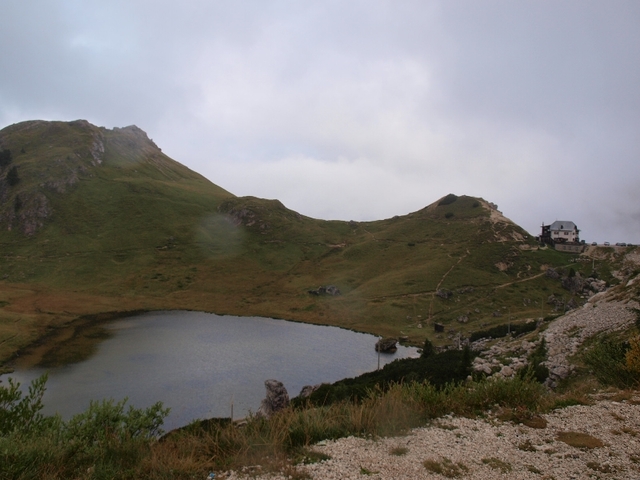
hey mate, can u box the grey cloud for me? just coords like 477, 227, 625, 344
1, 1, 638, 243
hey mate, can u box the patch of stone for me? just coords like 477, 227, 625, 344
308, 285, 341, 296
542, 300, 638, 387
471, 336, 540, 378
471, 298, 638, 384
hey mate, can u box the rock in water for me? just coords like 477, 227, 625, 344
375, 337, 398, 353
256, 379, 290, 418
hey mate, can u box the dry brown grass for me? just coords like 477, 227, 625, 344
423, 457, 468, 478
556, 431, 604, 449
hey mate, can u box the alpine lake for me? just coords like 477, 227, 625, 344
1, 311, 418, 431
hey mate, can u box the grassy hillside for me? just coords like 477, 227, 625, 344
0, 120, 616, 363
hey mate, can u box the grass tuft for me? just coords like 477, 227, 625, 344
556, 431, 604, 449
423, 457, 468, 478
390, 446, 409, 456
482, 457, 512, 473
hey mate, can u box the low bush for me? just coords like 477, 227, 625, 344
0, 148, 11, 167
0, 373, 50, 436
296, 348, 475, 407
519, 339, 549, 383
625, 336, 640, 376
1, 374, 169, 479
470, 321, 537, 342
438, 194, 458, 206
582, 338, 638, 388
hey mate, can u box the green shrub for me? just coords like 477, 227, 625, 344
64, 397, 169, 444
519, 339, 549, 383
6, 165, 20, 186
0, 374, 51, 436
421, 338, 435, 358
470, 321, 537, 342
1, 375, 169, 479
583, 339, 637, 388
632, 308, 640, 331
0, 148, 11, 167
438, 194, 458, 206
297, 349, 475, 407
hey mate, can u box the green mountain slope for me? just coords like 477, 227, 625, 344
0, 120, 611, 362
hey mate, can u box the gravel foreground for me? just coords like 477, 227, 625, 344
224, 397, 640, 479
221, 299, 640, 479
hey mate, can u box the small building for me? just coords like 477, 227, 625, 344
540, 221, 584, 253
548, 221, 580, 243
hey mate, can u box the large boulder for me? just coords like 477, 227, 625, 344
256, 379, 290, 418
562, 274, 585, 294
308, 285, 341, 296
375, 337, 398, 353
436, 289, 453, 299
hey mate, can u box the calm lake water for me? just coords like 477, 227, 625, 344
2, 311, 418, 430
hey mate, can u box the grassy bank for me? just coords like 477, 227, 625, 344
1, 375, 548, 480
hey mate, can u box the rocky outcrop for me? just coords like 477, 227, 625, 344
308, 285, 341, 296
256, 380, 290, 418
298, 384, 323, 399
0, 120, 106, 235
471, 338, 539, 378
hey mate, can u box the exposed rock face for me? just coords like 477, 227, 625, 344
256, 380, 290, 418
375, 337, 398, 353
0, 120, 106, 235
298, 384, 323, 398
308, 285, 341, 296
0, 119, 179, 236
217, 198, 300, 234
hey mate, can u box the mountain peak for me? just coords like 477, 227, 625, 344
0, 119, 229, 236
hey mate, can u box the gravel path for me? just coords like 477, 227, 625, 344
224, 398, 640, 479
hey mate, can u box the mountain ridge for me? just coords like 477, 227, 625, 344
0, 119, 630, 365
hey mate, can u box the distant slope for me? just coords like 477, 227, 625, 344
0, 120, 235, 289
0, 120, 611, 363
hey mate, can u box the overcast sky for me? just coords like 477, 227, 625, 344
1, 1, 639, 243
